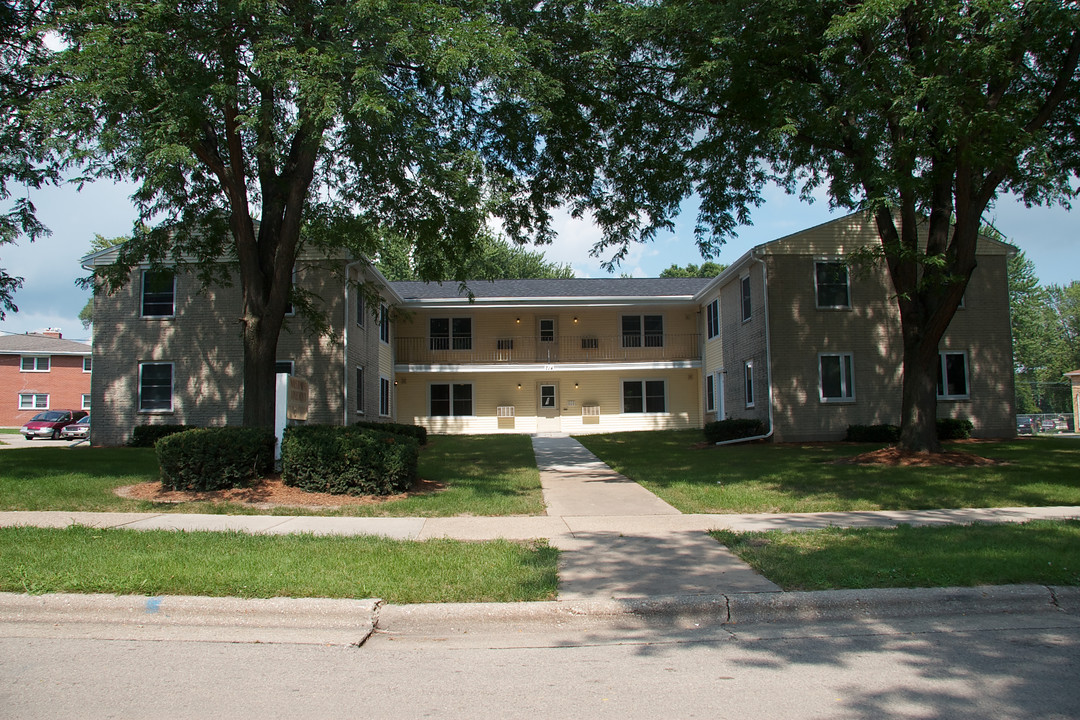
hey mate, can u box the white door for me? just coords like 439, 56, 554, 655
536, 382, 561, 433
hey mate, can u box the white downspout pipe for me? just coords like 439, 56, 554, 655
716, 251, 775, 446
343, 260, 364, 425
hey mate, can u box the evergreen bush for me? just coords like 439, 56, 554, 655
131, 424, 198, 448
156, 427, 275, 491
282, 425, 419, 495
703, 418, 768, 443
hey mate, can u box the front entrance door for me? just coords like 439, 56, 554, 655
536, 382, 561, 433
538, 318, 557, 361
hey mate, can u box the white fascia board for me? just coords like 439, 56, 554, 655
399, 295, 699, 310
692, 245, 767, 302
395, 360, 701, 374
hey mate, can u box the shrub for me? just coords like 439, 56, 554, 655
353, 420, 428, 446
282, 425, 419, 495
704, 418, 768, 443
131, 424, 198, 448
845, 424, 901, 442
937, 417, 974, 440
156, 427, 276, 491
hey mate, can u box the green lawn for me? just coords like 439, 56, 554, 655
0, 434, 545, 516
713, 520, 1080, 590
577, 431, 1080, 513
0, 525, 557, 603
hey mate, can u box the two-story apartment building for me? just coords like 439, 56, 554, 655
0, 331, 92, 427
83, 212, 1016, 445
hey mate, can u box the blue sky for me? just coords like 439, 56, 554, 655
0, 177, 1075, 344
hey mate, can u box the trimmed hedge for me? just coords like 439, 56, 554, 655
156, 427, 276, 491
845, 424, 901, 442
353, 420, 428, 446
704, 418, 768, 443
937, 417, 974, 440
282, 425, 419, 496
131, 424, 198, 448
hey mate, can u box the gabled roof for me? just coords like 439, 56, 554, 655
392, 278, 710, 306
0, 334, 91, 355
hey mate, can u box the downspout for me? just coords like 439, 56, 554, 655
343, 260, 364, 426
716, 250, 775, 446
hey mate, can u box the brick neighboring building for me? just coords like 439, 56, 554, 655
0, 330, 92, 427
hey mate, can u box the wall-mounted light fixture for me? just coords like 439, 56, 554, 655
517, 383, 522, 390
573, 317, 578, 323
574, 383, 579, 389
516, 318, 520, 324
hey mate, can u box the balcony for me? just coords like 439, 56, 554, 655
395, 333, 701, 366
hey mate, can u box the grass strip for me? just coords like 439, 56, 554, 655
712, 520, 1080, 591
578, 431, 1080, 513
0, 434, 545, 517
0, 525, 558, 603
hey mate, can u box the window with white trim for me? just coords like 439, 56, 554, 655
706, 299, 720, 339
621, 314, 664, 348
705, 373, 716, 413
356, 292, 365, 327
141, 270, 175, 317
622, 379, 666, 413
744, 360, 755, 408
740, 275, 752, 322
20, 356, 50, 372
355, 366, 365, 414
815, 260, 851, 309
19, 393, 48, 410
430, 382, 474, 417
539, 318, 555, 343
379, 376, 391, 416
139, 362, 174, 412
937, 352, 969, 399
83, 356, 92, 373
429, 317, 472, 350
82, 394, 92, 410
819, 353, 855, 402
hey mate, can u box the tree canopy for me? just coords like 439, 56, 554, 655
377, 231, 574, 282
563, 0, 1080, 451
658, 262, 725, 278
44, 0, 587, 427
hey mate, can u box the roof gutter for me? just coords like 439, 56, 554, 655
716, 249, 775, 446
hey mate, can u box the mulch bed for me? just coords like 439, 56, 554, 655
115, 475, 446, 510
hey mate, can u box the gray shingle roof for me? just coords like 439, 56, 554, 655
391, 277, 711, 301
0, 334, 91, 355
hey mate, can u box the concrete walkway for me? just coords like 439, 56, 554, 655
2, 434, 1080, 603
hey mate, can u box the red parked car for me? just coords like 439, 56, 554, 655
21, 410, 89, 440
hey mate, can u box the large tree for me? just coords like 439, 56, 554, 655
563, 0, 1080, 452
0, 0, 60, 318
46, 0, 576, 428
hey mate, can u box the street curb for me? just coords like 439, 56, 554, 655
0, 592, 380, 646
377, 584, 1078, 631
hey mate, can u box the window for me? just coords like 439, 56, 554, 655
283, 268, 296, 316
744, 361, 754, 408
83, 356, 92, 373
539, 318, 555, 343
429, 317, 472, 350
356, 292, 365, 327
622, 315, 664, 348
379, 305, 390, 344
937, 352, 969, 399
139, 362, 174, 412
622, 379, 666, 414
706, 299, 720, 340
819, 353, 855, 402
141, 270, 175, 317
20, 356, 50, 372
540, 384, 556, 409
355, 367, 364, 414
82, 394, 92, 410
275, 360, 293, 375
382, 377, 392, 415
741, 275, 752, 322
815, 261, 851, 309
430, 382, 473, 417
705, 374, 716, 413
19, 393, 48, 410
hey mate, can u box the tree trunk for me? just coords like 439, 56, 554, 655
241, 310, 281, 430
897, 323, 942, 453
